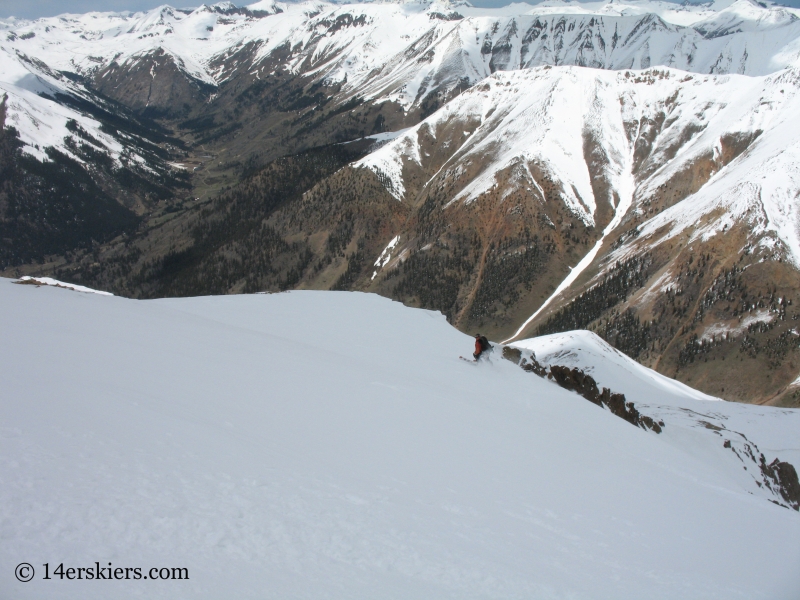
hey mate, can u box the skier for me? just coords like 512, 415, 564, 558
473, 334, 491, 361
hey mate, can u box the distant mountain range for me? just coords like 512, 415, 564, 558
1, 0, 799, 406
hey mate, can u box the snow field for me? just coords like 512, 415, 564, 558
514, 329, 800, 507
1, 278, 798, 599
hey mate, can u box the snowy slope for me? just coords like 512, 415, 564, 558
0, 37, 175, 168
1, 277, 798, 599
0, 43, 129, 162
513, 329, 800, 508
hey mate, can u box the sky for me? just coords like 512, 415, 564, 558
1, 0, 800, 20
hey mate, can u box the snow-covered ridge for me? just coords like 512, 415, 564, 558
3, 0, 800, 96
1, 278, 798, 598
2, 0, 800, 162
512, 329, 800, 508
513, 329, 720, 404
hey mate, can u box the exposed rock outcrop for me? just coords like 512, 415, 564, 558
501, 346, 663, 433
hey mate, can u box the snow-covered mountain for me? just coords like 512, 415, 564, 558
355, 68, 800, 253
2, 276, 798, 599
326, 63, 800, 402
1, 0, 798, 175
2, 0, 800, 406
6, 0, 800, 85
3, 0, 800, 156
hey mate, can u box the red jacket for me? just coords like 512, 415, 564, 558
475, 339, 482, 355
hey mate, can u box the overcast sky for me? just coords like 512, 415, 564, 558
2, 0, 800, 21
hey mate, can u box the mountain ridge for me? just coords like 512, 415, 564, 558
1, 0, 799, 406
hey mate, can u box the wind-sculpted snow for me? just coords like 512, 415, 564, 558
1, 279, 799, 598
